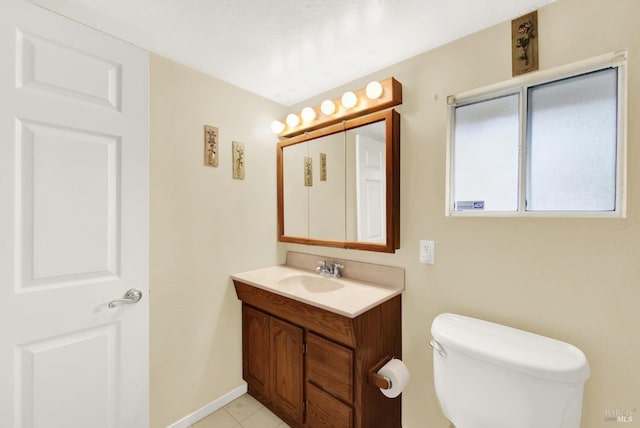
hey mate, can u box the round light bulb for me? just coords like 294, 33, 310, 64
301, 107, 316, 123
341, 91, 358, 108
320, 100, 336, 115
366, 81, 383, 99
286, 113, 300, 127
271, 120, 285, 134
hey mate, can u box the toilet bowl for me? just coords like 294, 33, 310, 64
430, 313, 589, 428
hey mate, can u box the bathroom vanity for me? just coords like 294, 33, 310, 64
232, 253, 404, 428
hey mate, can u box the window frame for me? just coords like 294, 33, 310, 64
445, 51, 627, 218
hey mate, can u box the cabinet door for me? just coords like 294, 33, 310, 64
242, 305, 270, 401
270, 317, 304, 425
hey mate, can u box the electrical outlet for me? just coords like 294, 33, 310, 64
419, 240, 435, 264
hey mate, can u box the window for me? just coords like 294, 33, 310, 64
448, 53, 625, 217
453, 94, 519, 212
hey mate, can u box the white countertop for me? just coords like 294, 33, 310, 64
231, 265, 403, 318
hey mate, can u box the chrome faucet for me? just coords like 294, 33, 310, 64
316, 260, 344, 278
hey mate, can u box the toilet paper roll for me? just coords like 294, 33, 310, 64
377, 358, 410, 398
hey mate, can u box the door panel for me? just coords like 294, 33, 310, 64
0, 1, 149, 427
17, 324, 117, 428
19, 120, 120, 287
17, 29, 122, 110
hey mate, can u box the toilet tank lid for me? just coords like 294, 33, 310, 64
431, 313, 590, 383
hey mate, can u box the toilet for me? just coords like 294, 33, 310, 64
430, 313, 590, 428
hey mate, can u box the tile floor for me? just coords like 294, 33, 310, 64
190, 394, 290, 428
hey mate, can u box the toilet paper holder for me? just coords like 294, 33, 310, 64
368, 355, 393, 390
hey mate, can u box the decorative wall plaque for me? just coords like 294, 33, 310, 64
512, 11, 538, 76
320, 153, 327, 181
304, 156, 313, 187
232, 141, 245, 179
204, 125, 219, 167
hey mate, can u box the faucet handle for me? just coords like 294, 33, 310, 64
332, 262, 344, 277
316, 261, 327, 272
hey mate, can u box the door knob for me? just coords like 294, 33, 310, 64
108, 288, 143, 308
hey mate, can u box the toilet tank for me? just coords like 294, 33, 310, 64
430, 313, 590, 428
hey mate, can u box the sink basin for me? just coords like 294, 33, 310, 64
278, 275, 344, 293
232, 264, 404, 317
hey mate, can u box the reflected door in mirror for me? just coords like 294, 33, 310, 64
356, 134, 386, 243
344, 121, 386, 243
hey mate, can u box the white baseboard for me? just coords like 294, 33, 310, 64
167, 382, 248, 428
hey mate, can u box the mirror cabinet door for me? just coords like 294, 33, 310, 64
308, 133, 346, 241
278, 109, 399, 253
282, 142, 309, 237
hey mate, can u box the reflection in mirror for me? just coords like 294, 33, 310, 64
345, 121, 386, 243
282, 142, 308, 237
282, 133, 347, 240
308, 133, 346, 241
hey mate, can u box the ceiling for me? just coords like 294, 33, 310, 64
30, 0, 556, 106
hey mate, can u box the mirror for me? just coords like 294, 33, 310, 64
277, 109, 400, 253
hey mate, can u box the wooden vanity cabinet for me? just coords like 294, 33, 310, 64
235, 280, 402, 428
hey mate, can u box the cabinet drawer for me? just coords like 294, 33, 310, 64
307, 382, 353, 428
306, 332, 353, 403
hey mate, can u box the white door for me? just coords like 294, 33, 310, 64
356, 134, 386, 243
0, 1, 149, 427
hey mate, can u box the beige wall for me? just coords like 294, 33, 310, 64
149, 55, 285, 427
285, 0, 640, 426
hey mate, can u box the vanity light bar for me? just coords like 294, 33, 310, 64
273, 77, 402, 138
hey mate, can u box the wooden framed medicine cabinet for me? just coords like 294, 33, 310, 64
277, 108, 400, 253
